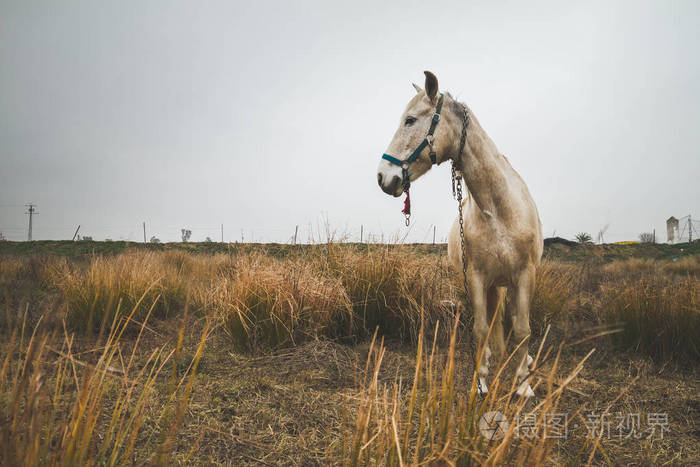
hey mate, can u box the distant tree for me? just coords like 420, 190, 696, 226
639, 232, 655, 243
105, 238, 113, 242
81, 236, 93, 242
205, 236, 213, 242
575, 232, 593, 244
150, 236, 161, 243
0, 231, 5, 241
181, 229, 192, 242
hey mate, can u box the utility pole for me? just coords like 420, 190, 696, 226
433, 225, 436, 245
72, 225, 81, 241
689, 215, 693, 243
25, 203, 37, 241
653, 229, 656, 244
293, 225, 298, 245
221, 224, 224, 243
143, 222, 146, 243
360, 225, 363, 243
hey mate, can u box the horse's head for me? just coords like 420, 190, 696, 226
377, 71, 458, 197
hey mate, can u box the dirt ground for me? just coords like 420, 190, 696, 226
156, 319, 699, 466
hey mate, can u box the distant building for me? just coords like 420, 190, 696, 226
666, 216, 679, 244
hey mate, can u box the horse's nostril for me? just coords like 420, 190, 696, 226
389, 175, 401, 191
377, 173, 383, 186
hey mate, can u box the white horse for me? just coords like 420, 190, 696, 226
377, 71, 543, 397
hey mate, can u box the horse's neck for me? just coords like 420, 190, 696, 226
458, 116, 515, 218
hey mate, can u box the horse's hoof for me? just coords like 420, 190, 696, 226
516, 381, 535, 398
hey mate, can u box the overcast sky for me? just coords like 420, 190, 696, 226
1, 0, 698, 243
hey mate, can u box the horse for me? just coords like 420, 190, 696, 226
376, 71, 543, 397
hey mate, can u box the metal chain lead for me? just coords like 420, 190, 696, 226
402, 166, 411, 226
452, 104, 484, 397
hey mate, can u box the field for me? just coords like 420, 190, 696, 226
0, 240, 699, 465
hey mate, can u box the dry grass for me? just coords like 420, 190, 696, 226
530, 261, 576, 338
0, 245, 698, 464
33, 246, 457, 350
602, 258, 658, 278
5, 247, 699, 360
601, 274, 700, 363
213, 254, 352, 351
43, 252, 189, 333
0, 297, 208, 465
663, 254, 700, 276
0, 257, 27, 285
325, 244, 455, 343
345, 320, 603, 466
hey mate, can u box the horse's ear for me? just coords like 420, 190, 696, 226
424, 71, 438, 101
412, 83, 423, 94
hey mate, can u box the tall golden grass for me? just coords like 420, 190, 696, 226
345, 321, 598, 466
601, 274, 699, 363
23, 247, 456, 349
325, 244, 455, 342
529, 261, 576, 338
0, 296, 208, 465
3, 247, 698, 360
1, 246, 699, 463
662, 254, 700, 276
213, 254, 352, 351
43, 252, 188, 333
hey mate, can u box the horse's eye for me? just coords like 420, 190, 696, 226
404, 116, 417, 126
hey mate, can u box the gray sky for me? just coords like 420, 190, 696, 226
1, 0, 698, 243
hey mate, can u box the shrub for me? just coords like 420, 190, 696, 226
575, 232, 593, 244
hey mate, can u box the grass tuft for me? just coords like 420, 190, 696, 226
345, 317, 599, 466
44, 252, 188, 333
216, 254, 352, 351
0, 298, 208, 465
601, 274, 700, 363
530, 261, 576, 337
326, 244, 454, 342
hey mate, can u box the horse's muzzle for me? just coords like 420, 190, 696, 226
378, 173, 402, 197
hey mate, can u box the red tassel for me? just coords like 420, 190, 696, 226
402, 190, 411, 216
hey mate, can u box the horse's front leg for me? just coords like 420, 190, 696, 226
509, 266, 536, 398
468, 274, 490, 395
